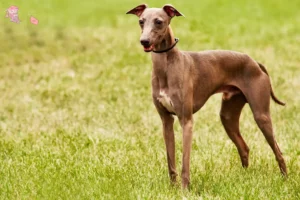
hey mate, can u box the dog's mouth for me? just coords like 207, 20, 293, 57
143, 44, 154, 52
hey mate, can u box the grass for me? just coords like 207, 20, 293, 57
0, 0, 299, 199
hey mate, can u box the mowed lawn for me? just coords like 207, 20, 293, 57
0, 0, 299, 199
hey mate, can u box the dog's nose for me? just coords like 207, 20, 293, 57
140, 40, 150, 46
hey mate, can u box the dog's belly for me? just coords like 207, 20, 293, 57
157, 90, 175, 113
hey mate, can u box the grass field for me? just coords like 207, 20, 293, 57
0, 0, 299, 199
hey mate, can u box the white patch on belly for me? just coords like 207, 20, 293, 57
157, 90, 175, 113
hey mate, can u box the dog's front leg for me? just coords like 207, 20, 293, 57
161, 114, 177, 183
179, 115, 193, 189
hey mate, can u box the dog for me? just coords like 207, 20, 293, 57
126, 4, 287, 189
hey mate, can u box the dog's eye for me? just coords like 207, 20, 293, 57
139, 20, 144, 26
155, 19, 162, 25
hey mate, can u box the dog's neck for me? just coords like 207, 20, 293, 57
151, 26, 180, 89
153, 26, 179, 54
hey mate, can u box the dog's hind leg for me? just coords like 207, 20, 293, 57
220, 93, 250, 167
245, 74, 287, 175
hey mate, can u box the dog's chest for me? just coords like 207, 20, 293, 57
157, 90, 175, 113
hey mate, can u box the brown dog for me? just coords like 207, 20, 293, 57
126, 4, 287, 189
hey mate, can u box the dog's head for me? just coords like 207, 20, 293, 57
126, 4, 184, 52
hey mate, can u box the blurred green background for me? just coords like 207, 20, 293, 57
0, 0, 299, 199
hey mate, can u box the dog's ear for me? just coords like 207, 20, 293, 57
126, 4, 148, 17
163, 4, 184, 18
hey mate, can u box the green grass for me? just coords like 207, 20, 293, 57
0, 0, 300, 199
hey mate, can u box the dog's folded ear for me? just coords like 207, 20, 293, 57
163, 4, 185, 18
126, 4, 148, 17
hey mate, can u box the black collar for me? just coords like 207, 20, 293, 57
152, 38, 179, 53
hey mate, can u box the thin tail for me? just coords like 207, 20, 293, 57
257, 62, 285, 106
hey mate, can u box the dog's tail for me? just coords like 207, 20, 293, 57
257, 62, 285, 106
